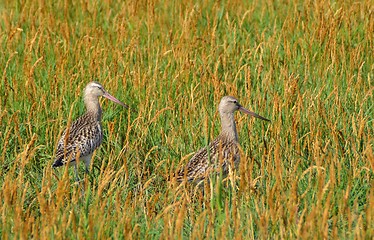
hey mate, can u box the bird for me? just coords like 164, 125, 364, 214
176, 96, 270, 184
52, 81, 128, 182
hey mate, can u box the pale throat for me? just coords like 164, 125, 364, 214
84, 94, 102, 120
220, 112, 238, 141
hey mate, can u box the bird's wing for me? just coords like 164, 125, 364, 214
177, 139, 219, 182
53, 116, 102, 167
177, 136, 238, 182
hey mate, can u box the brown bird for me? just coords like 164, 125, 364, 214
177, 96, 270, 183
52, 81, 128, 181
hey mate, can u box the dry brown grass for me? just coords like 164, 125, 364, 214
0, 0, 373, 239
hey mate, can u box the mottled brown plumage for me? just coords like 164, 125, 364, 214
53, 111, 103, 169
52, 82, 128, 181
177, 96, 270, 183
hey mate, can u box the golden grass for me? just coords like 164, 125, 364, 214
0, 0, 373, 239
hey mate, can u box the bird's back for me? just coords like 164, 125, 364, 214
177, 134, 239, 182
53, 113, 103, 167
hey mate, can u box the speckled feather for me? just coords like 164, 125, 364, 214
52, 81, 128, 184
53, 112, 103, 167
176, 96, 269, 184
177, 133, 239, 182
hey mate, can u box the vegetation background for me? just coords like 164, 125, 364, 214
0, 0, 373, 239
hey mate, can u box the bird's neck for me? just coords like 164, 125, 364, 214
84, 95, 102, 120
220, 112, 238, 141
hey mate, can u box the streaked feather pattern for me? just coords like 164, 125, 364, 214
177, 133, 239, 182
52, 82, 128, 184
53, 112, 103, 167
176, 96, 269, 184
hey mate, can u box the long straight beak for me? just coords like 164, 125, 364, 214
239, 106, 270, 121
103, 92, 129, 108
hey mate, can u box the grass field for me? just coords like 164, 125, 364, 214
1, 0, 373, 239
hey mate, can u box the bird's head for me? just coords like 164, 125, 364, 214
219, 96, 270, 121
84, 81, 128, 108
